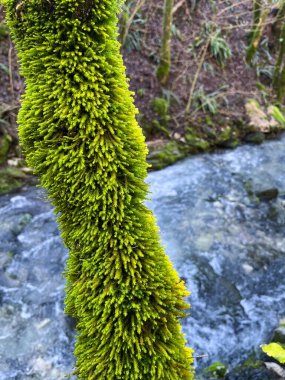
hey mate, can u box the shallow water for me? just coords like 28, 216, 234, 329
1, 136, 285, 378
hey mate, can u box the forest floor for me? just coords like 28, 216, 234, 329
0, 0, 285, 194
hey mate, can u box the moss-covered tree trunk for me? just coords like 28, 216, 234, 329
156, 0, 174, 85
273, 4, 285, 101
2, 0, 194, 378
246, 0, 269, 64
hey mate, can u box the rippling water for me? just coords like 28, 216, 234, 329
1, 136, 285, 379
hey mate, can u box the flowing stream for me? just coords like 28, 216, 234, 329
1, 136, 285, 379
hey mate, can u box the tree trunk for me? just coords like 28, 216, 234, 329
246, 0, 269, 64
2, 0, 194, 378
273, 3, 285, 101
156, 0, 174, 85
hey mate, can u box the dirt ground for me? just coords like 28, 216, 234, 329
0, 0, 284, 182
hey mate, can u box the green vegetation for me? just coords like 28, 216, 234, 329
0, 130, 11, 164
246, 0, 269, 64
209, 30, 231, 66
2, 0, 194, 378
273, 19, 285, 101
119, 0, 145, 52
261, 342, 285, 363
0, 21, 8, 40
192, 87, 219, 115
147, 140, 185, 170
203, 362, 228, 379
0, 166, 31, 194
1, 0, 285, 176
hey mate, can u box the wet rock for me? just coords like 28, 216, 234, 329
0, 167, 35, 195
226, 364, 277, 380
204, 361, 228, 378
226, 353, 277, 380
35, 318, 51, 330
242, 263, 254, 274
256, 188, 279, 201
147, 140, 185, 170
28, 357, 75, 380
219, 138, 240, 149
0, 270, 19, 288
6, 263, 29, 283
245, 132, 265, 144
30, 357, 52, 373
13, 213, 32, 235
185, 130, 210, 152
264, 362, 285, 378
0, 251, 14, 270
271, 322, 285, 344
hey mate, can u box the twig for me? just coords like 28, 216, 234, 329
8, 43, 15, 101
121, 0, 146, 47
193, 354, 209, 359
185, 36, 211, 114
218, 0, 252, 17
173, 0, 186, 14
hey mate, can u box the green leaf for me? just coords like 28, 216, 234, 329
261, 343, 285, 364
268, 106, 285, 125
0, 63, 9, 75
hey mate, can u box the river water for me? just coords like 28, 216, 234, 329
1, 136, 285, 379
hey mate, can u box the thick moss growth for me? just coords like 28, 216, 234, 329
0, 166, 23, 194
3, 0, 194, 378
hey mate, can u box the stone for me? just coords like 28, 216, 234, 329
10, 213, 32, 235
255, 188, 279, 201
147, 141, 185, 170
219, 138, 240, 149
271, 325, 285, 344
242, 263, 254, 274
31, 357, 52, 373
244, 132, 265, 144
264, 362, 285, 378
204, 361, 228, 378
0, 251, 14, 270
35, 319, 51, 330
185, 130, 210, 152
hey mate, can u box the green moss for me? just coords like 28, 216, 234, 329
243, 354, 263, 369
218, 126, 232, 142
148, 141, 185, 170
150, 97, 170, 135
220, 138, 240, 149
0, 132, 12, 165
156, 0, 173, 84
0, 22, 9, 40
151, 97, 169, 118
156, 62, 170, 83
244, 132, 265, 144
0, 167, 27, 194
271, 321, 285, 344
151, 119, 170, 137
137, 88, 145, 96
226, 353, 267, 379
3, 0, 195, 378
185, 129, 210, 152
204, 362, 228, 379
